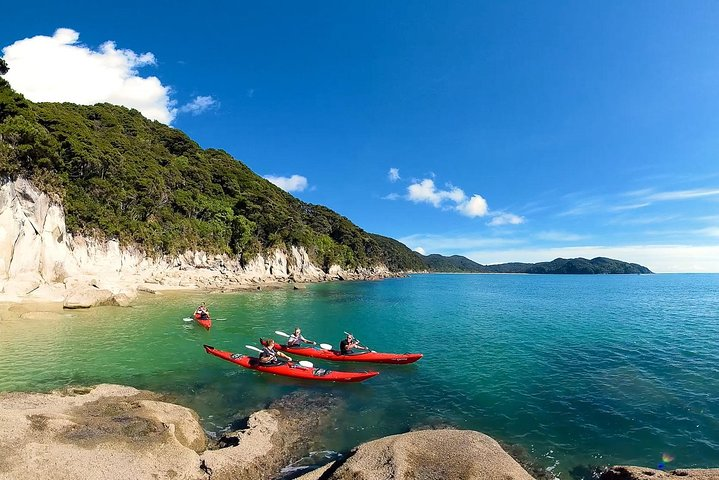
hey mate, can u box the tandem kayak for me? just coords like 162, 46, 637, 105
261, 339, 423, 364
194, 313, 212, 330
203, 345, 379, 383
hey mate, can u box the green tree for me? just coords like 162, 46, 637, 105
0, 79, 427, 272
0, 58, 8, 76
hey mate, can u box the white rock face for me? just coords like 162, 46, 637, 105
0, 179, 394, 306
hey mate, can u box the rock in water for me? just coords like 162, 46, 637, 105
296, 429, 535, 480
600, 466, 719, 479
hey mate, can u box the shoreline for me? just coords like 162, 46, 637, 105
0, 270, 407, 316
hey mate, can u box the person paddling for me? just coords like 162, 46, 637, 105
259, 339, 292, 365
195, 303, 210, 320
287, 327, 316, 347
339, 333, 369, 355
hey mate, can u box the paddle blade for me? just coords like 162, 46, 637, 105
319, 343, 333, 350
298, 360, 314, 368
245, 345, 262, 353
275, 330, 290, 338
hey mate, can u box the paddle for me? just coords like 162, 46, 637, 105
343, 331, 376, 353
244, 345, 314, 368
274, 330, 319, 346
276, 330, 332, 350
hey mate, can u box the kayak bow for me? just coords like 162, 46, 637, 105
261, 339, 422, 364
203, 345, 379, 383
194, 313, 212, 330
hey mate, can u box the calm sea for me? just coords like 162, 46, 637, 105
1, 274, 718, 478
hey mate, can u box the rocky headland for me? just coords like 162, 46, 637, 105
0, 179, 396, 309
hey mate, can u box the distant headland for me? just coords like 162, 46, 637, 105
418, 254, 653, 274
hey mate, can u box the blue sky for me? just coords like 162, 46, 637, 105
3, 1, 719, 272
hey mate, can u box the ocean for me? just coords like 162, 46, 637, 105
1, 273, 717, 478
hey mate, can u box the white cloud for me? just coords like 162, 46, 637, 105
645, 188, 719, 201
404, 177, 520, 220
607, 215, 678, 226
406, 178, 469, 209
408, 179, 465, 207
610, 202, 651, 212
398, 233, 524, 252
695, 227, 719, 238
488, 212, 524, 226
557, 199, 603, 217
382, 193, 401, 200
2, 28, 215, 124
388, 168, 400, 182
413, 247, 426, 255
457, 194, 489, 218
179, 95, 217, 115
264, 174, 308, 192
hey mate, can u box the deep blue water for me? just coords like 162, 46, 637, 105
1, 273, 718, 478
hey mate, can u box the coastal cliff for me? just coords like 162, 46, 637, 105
0, 77, 426, 290
0, 178, 393, 306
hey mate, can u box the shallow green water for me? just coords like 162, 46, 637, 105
1, 274, 718, 478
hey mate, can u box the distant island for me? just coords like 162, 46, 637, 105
418, 254, 653, 274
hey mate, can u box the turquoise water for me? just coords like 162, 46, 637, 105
1, 274, 718, 478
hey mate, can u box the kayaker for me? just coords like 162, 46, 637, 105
287, 327, 316, 347
339, 333, 369, 355
259, 339, 292, 365
195, 303, 210, 320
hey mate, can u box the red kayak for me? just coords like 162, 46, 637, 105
203, 345, 379, 383
194, 313, 212, 330
261, 339, 423, 364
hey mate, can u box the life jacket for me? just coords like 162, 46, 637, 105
288, 333, 304, 346
259, 345, 276, 362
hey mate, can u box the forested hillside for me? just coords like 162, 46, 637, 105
417, 253, 653, 274
0, 77, 420, 271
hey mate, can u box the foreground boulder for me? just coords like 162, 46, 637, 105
0, 384, 206, 480
0, 384, 340, 480
297, 429, 535, 480
600, 466, 719, 479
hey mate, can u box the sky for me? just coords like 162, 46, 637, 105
2, 1, 719, 272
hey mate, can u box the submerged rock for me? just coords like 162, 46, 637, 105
600, 466, 719, 479
296, 429, 535, 480
202, 390, 343, 480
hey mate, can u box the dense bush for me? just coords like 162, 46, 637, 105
0, 78, 421, 271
